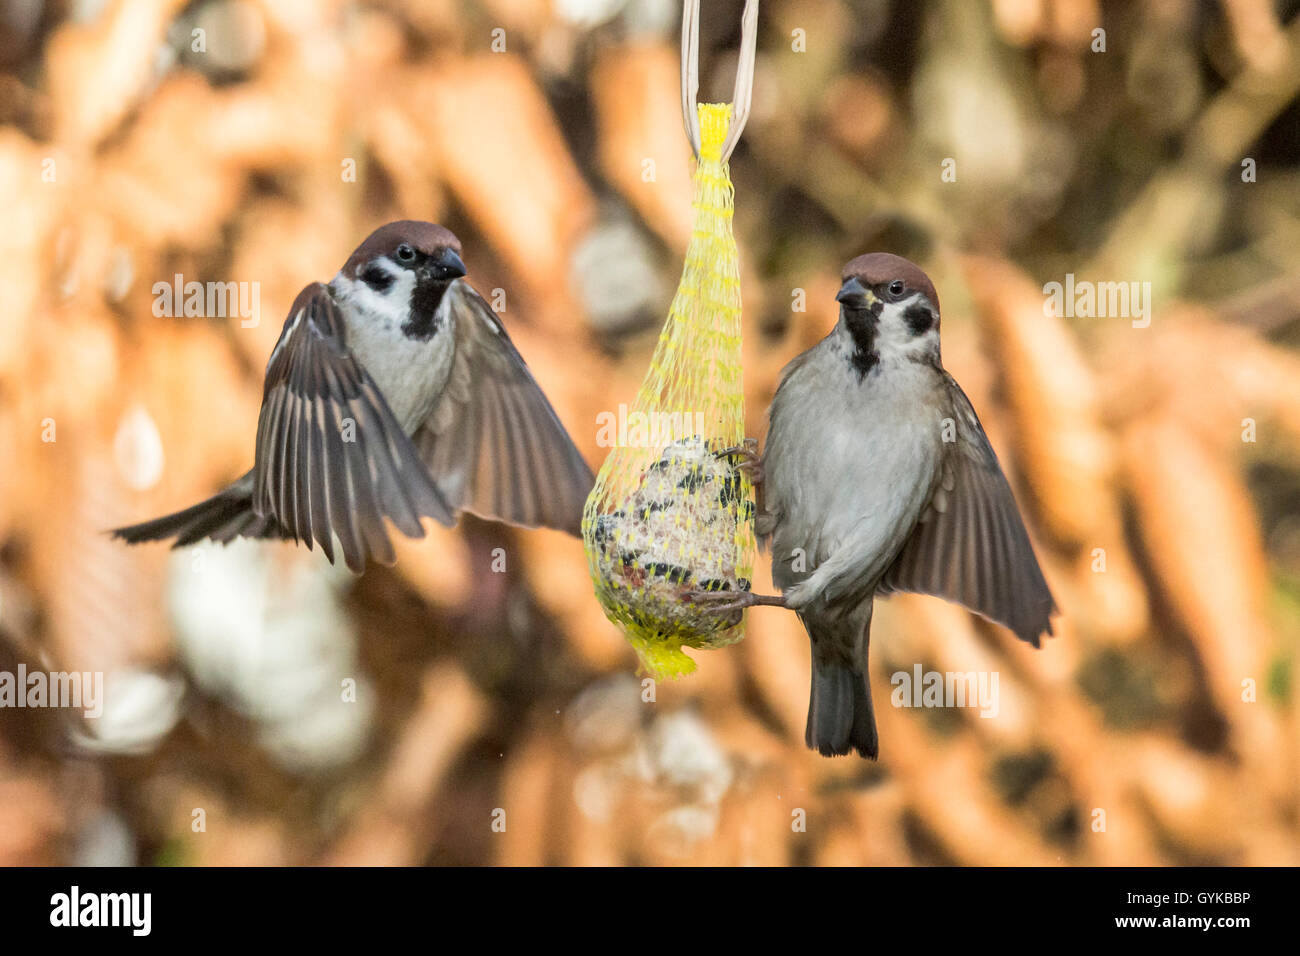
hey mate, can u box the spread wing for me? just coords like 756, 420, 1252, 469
413, 281, 594, 536
878, 374, 1056, 646
253, 283, 453, 572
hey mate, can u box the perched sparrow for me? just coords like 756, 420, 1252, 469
692, 253, 1055, 758
115, 221, 594, 572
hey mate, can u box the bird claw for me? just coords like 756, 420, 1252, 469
715, 438, 764, 485
685, 587, 785, 614
685, 589, 755, 614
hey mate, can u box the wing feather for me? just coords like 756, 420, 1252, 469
879, 374, 1056, 645
253, 283, 452, 571
413, 281, 594, 535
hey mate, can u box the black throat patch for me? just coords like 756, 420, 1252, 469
842, 301, 882, 379
402, 279, 452, 340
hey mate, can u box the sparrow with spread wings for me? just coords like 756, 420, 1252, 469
691, 253, 1057, 758
114, 221, 594, 572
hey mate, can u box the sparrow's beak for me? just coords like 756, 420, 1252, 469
836, 276, 876, 309
424, 248, 467, 281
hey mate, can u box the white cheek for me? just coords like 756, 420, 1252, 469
330, 268, 415, 326
877, 296, 938, 358
326, 268, 456, 433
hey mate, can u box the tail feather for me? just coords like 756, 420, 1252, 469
803, 605, 878, 759
113, 475, 292, 549
806, 655, 878, 758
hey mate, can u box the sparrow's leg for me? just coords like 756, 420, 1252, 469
715, 437, 764, 486
685, 589, 787, 613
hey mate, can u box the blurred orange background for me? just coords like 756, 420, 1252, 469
1, 0, 1298, 865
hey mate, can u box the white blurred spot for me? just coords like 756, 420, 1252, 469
571, 219, 664, 335
647, 803, 720, 856
103, 245, 135, 303
73, 809, 137, 867
168, 541, 372, 771
619, 0, 677, 34
640, 709, 733, 804
564, 674, 643, 753
556, 0, 628, 28
113, 405, 165, 491
195, 0, 266, 75
76, 668, 186, 755
573, 763, 623, 822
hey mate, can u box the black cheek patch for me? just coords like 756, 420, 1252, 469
902, 303, 933, 336
360, 265, 394, 293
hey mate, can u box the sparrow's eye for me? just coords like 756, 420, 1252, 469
395, 244, 416, 263
888, 280, 905, 297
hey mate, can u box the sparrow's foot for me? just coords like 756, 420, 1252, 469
715, 438, 764, 486
685, 588, 786, 614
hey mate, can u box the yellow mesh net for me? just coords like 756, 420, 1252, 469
581, 103, 756, 680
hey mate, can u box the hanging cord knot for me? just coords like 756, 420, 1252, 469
697, 102, 730, 163
681, 0, 759, 163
